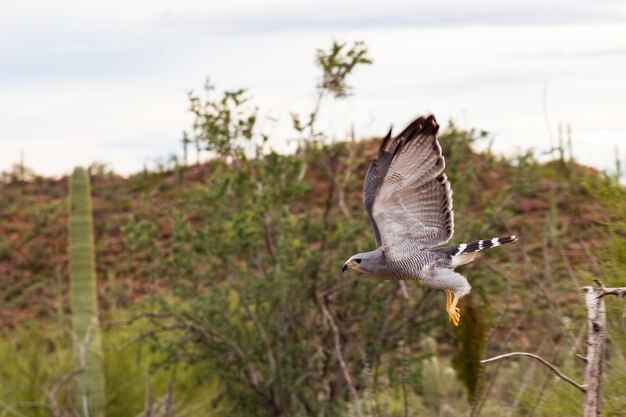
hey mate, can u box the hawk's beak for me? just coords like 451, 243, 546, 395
342, 260, 354, 273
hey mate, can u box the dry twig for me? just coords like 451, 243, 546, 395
321, 303, 363, 417
481, 352, 585, 392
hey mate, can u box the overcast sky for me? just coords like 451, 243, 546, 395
1, 0, 626, 176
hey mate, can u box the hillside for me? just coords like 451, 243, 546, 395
0, 125, 625, 416
0, 129, 615, 326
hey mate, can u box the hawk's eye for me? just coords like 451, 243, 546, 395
355, 259, 362, 264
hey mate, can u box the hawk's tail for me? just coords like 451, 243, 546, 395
442, 235, 518, 267
452, 235, 518, 255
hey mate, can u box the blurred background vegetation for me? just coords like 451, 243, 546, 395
0, 41, 624, 417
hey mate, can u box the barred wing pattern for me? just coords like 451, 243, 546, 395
363, 115, 454, 251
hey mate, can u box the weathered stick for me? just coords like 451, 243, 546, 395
321, 303, 363, 417
597, 287, 626, 298
581, 286, 606, 417
481, 352, 585, 392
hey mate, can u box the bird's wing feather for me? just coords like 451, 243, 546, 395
363, 128, 394, 247
364, 115, 454, 250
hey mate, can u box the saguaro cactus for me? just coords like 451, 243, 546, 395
69, 167, 106, 417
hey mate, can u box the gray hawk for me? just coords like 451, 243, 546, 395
342, 115, 518, 326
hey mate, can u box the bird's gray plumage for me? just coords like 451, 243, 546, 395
363, 116, 453, 250
344, 115, 518, 325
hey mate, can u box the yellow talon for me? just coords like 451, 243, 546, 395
445, 291, 461, 326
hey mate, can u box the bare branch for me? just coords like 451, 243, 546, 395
177, 312, 267, 397
45, 365, 85, 417
321, 277, 358, 297
108, 324, 187, 352
598, 287, 626, 299
320, 303, 363, 417
0, 402, 52, 417
481, 352, 586, 393
556, 239, 580, 288
104, 311, 174, 327
337, 129, 357, 217
231, 282, 277, 386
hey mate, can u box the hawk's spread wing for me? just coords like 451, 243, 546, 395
363, 115, 454, 250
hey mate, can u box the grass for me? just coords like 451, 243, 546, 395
0, 312, 220, 417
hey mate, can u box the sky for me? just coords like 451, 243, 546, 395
1, 0, 626, 177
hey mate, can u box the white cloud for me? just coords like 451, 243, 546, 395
1, 1, 625, 176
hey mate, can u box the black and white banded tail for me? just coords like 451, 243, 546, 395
453, 235, 518, 255
442, 235, 518, 268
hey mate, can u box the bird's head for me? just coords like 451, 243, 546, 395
342, 250, 383, 275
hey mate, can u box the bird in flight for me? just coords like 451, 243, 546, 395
342, 115, 517, 326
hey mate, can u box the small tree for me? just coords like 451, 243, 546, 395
185, 79, 257, 161
292, 40, 372, 145
124, 41, 452, 416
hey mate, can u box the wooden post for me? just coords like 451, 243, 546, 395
582, 286, 606, 417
